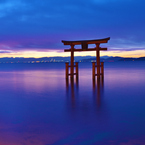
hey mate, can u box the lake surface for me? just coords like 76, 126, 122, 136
0, 61, 145, 145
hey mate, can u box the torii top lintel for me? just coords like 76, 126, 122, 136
62, 37, 110, 52
62, 37, 110, 45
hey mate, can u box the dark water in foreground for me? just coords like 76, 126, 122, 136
0, 62, 145, 145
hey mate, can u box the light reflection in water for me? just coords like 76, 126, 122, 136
66, 76, 79, 109
93, 77, 104, 108
65, 75, 106, 116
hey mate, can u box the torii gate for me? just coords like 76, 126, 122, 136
62, 37, 110, 79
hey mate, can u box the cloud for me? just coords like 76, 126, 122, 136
0, 0, 145, 53
0, 50, 12, 53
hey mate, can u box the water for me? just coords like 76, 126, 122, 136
0, 62, 145, 145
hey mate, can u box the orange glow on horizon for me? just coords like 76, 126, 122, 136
0, 49, 145, 58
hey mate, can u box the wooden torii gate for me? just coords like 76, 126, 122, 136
62, 37, 110, 79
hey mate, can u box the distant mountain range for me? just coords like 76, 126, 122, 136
0, 56, 145, 63
80, 56, 145, 62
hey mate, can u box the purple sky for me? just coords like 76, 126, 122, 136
0, 0, 145, 57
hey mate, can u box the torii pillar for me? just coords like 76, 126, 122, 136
62, 37, 110, 79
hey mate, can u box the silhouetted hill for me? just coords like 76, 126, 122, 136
137, 57, 145, 61
106, 57, 123, 62
119, 58, 136, 61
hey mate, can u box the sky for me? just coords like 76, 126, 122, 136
0, 0, 145, 58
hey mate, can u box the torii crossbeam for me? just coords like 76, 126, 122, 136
62, 37, 110, 79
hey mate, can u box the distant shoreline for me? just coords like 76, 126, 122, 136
0, 56, 144, 63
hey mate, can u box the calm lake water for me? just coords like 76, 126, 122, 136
0, 61, 145, 145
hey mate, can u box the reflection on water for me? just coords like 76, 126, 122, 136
66, 76, 104, 110
66, 77, 79, 108
93, 77, 104, 108
0, 62, 145, 144
66, 77, 79, 94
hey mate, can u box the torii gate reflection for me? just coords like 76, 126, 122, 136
62, 37, 110, 79
65, 76, 104, 110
